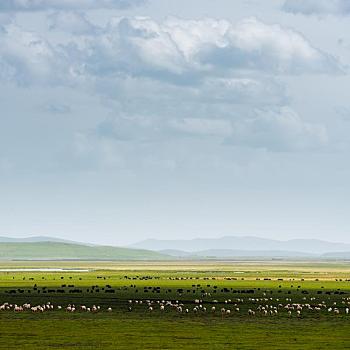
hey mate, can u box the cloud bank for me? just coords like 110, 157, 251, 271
0, 0, 145, 12
0, 16, 337, 158
0, 16, 341, 86
229, 107, 328, 152
47, 11, 97, 35
81, 16, 340, 82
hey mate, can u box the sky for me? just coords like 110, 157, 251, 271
1, 0, 350, 245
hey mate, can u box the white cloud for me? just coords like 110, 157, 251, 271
79, 16, 341, 83
0, 0, 145, 12
0, 16, 341, 88
0, 24, 63, 84
168, 118, 232, 138
0, 13, 13, 25
198, 77, 286, 106
283, 0, 350, 16
47, 11, 97, 35
0, 16, 335, 156
90, 100, 328, 155
230, 107, 328, 151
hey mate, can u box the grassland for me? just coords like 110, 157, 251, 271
0, 242, 169, 260
1, 260, 350, 349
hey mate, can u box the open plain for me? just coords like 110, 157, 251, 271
1, 260, 350, 349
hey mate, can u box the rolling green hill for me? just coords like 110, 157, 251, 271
0, 242, 170, 261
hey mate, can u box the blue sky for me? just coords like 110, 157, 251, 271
1, 0, 350, 245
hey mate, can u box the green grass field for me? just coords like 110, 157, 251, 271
0, 242, 169, 260
1, 260, 350, 349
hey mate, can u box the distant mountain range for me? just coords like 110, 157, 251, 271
129, 236, 350, 256
158, 249, 315, 258
1, 235, 350, 260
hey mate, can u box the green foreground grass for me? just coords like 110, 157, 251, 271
1, 313, 350, 350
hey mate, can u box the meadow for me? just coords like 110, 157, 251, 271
1, 260, 350, 349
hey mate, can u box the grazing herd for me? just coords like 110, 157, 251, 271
1, 296, 350, 318
1, 272, 350, 322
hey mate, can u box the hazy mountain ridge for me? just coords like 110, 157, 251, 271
2, 236, 350, 260
130, 236, 350, 255
160, 249, 315, 258
322, 252, 350, 259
